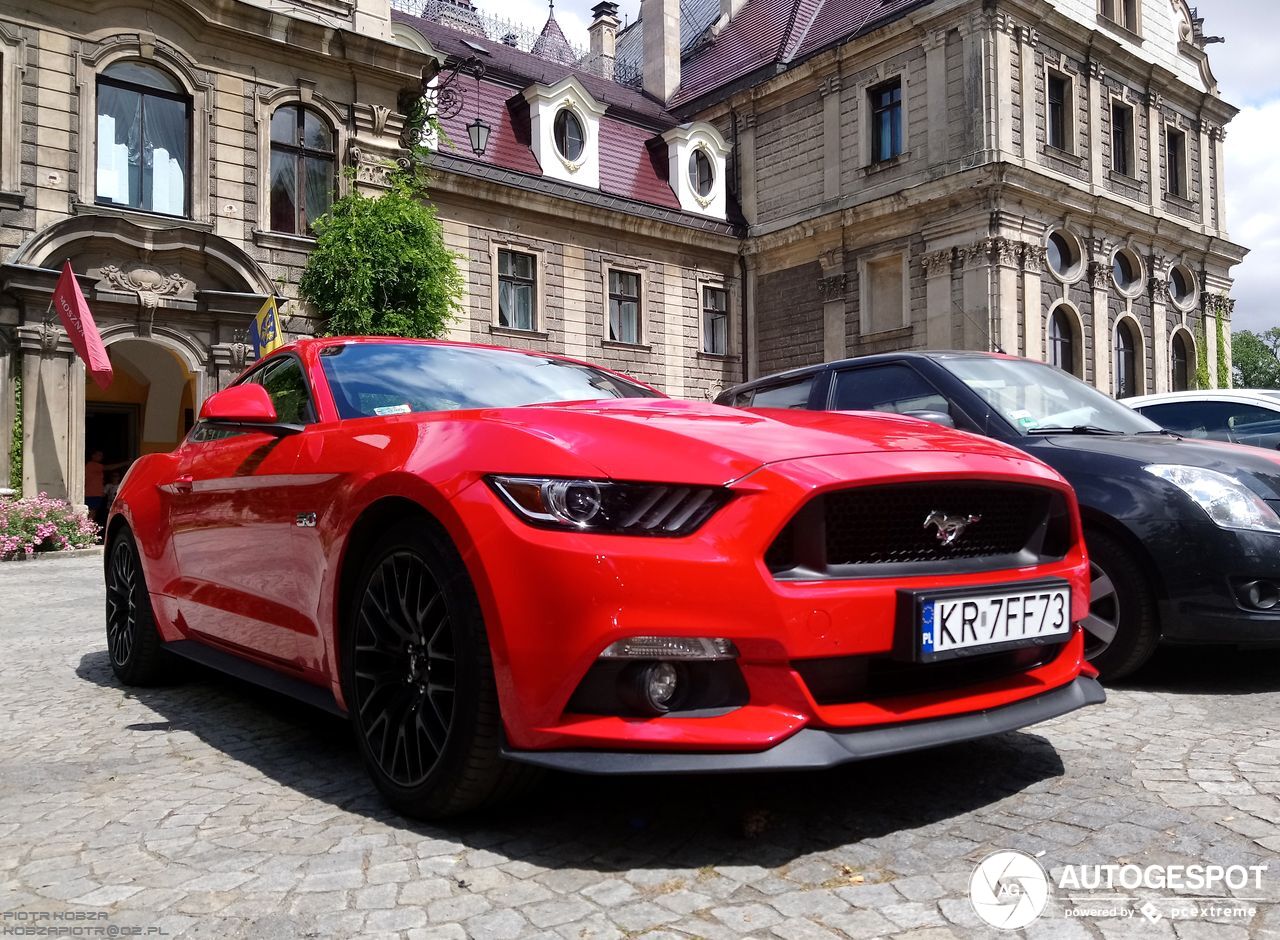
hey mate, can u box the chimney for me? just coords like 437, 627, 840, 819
641, 0, 680, 103
589, 2, 620, 60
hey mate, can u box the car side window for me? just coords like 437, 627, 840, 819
256, 357, 316, 425
748, 377, 816, 409
1225, 404, 1279, 432
831, 364, 951, 417
1139, 402, 1230, 439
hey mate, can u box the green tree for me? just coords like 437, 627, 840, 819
298, 173, 463, 339
1232, 328, 1280, 389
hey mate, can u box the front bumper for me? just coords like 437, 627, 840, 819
502, 676, 1105, 774
453, 451, 1091, 752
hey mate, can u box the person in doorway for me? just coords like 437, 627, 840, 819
85, 451, 129, 534
102, 471, 122, 513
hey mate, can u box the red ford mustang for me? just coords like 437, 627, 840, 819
105, 337, 1102, 817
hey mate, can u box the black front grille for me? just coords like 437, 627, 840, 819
767, 482, 1071, 579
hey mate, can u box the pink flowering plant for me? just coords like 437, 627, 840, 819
0, 493, 99, 560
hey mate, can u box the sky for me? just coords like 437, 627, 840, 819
499, 1, 1276, 334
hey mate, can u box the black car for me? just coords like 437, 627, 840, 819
717, 352, 1280, 678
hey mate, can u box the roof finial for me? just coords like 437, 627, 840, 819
549, 0, 554, 12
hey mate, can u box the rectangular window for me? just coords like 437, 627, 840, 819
869, 79, 902, 163
607, 269, 641, 344
96, 78, 190, 216
1047, 72, 1071, 152
702, 286, 728, 355
497, 249, 537, 331
1099, 0, 1139, 32
1166, 126, 1187, 197
1111, 101, 1134, 176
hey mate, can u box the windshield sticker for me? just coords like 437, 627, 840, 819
1011, 409, 1039, 428
373, 404, 412, 416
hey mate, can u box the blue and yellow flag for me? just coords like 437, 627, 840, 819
249, 296, 285, 358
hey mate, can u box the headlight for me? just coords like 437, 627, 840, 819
487, 476, 729, 536
1144, 464, 1280, 533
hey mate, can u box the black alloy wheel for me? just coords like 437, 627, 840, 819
343, 522, 535, 817
105, 529, 169, 685
1081, 528, 1160, 680
352, 550, 458, 787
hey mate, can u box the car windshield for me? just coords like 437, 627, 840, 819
318, 342, 661, 419
939, 357, 1161, 435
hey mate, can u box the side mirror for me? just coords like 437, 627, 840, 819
198, 385, 302, 436
903, 410, 956, 429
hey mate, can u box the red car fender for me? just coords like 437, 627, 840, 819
106, 451, 184, 639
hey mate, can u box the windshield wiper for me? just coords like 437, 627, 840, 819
1133, 428, 1183, 438
1026, 425, 1123, 435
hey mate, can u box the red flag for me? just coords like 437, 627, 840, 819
51, 261, 112, 389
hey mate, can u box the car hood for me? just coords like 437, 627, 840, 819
481, 399, 1029, 484
1035, 433, 1280, 498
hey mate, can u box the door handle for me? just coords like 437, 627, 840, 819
173, 475, 194, 494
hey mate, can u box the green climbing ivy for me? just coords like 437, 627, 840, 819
1194, 312, 1211, 391
1215, 305, 1229, 388
9, 359, 21, 495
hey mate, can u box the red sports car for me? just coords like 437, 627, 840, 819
105, 337, 1102, 817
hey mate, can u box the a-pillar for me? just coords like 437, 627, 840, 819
1088, 262, 1111, 393
16, 324, 84, 504
992, 238, 1020, 354
1021, 244, 1045, 358
922, 248, 954, 348
819, 250, 847, 363
1150, 270, 1169, 392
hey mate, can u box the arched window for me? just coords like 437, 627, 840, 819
688, 149, 714, 198
96, 61, 190, 216
1115, 320, 1139, 398
1048, 306, 1077, 375
1171, 331, 1190, 391
269, 105, 336, 235
553, 109, 584, 162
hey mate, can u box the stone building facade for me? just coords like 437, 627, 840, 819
0, 0, 1245, 504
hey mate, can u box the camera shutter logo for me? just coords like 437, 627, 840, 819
969, 850, 1050, 929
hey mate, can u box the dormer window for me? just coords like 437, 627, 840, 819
523, 76, 607, 188
662, 123, 732, 219
554, 109, 585, 162
689, 149, 714, 198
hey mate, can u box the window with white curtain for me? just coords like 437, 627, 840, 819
96, 61, 190, 216
607, 269, 641, 344
269, 105, 335, 235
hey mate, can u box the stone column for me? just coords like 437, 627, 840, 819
738, 111, 757, 226
993, 14, 1016, 157
1021, 245, 1045, 359
922, 248, 954, 348
924, 31, 948, 166
1089, 262, 1111, 393
744, 255, 759, 379
1197, 120, 1213, 229
1145, 92, 1163, 211
17, 325, 84, 504
818, 249, 847, 362
1017, 26, 1038, 163
992, 238, 1020, 354
821, 76, 842, 203
1086, 59, 1104, 185
1203, 300, 1219, 389
0, 330, 13, 487
1150, 270, 1168, 392
1211, 125, 1226, 231
1221, 298, 1234, 388
960, 240, 994, 351
958, 16, 989, 158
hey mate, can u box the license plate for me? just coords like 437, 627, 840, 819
906, 581, 1072, 662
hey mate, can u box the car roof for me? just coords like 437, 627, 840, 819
720, 350, 1022, 394
1126, 389, 1280, 407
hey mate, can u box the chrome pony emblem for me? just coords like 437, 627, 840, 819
924, 510, 981, 547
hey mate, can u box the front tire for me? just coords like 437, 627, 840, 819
1082, 528, 1160, 679
343, 521, 531, 818
105, 529, 170, 685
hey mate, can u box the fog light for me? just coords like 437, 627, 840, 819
600, 636, 737, 660
645, 662, 679, 711
1244, 580, 1280, 610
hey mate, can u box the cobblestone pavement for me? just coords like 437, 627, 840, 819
2, 555, 1280, 939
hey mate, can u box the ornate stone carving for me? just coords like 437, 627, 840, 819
97, 264, 191, 310
922, 249, 954, 278
347, 142, 407, 189
819, 75, 842, 97
1085, 59, 1105, 81
1021, 244, 1046, 271
817, 274, 847, 300
1017, 25, 1039, 48
1143, 91, 1164, 110
991, 237, 1020, 268
1087, 261, 1110, 290
961, 238, 995, 269
369, 104, 391, 137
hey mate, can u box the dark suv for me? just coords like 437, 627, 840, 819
718, 352, 1280, 678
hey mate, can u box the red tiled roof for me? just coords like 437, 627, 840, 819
671, 0, 930, 107
599, 118, 680, 209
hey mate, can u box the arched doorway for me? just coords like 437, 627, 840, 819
85, 339, 197, 509
1047, 304, 1081, 376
